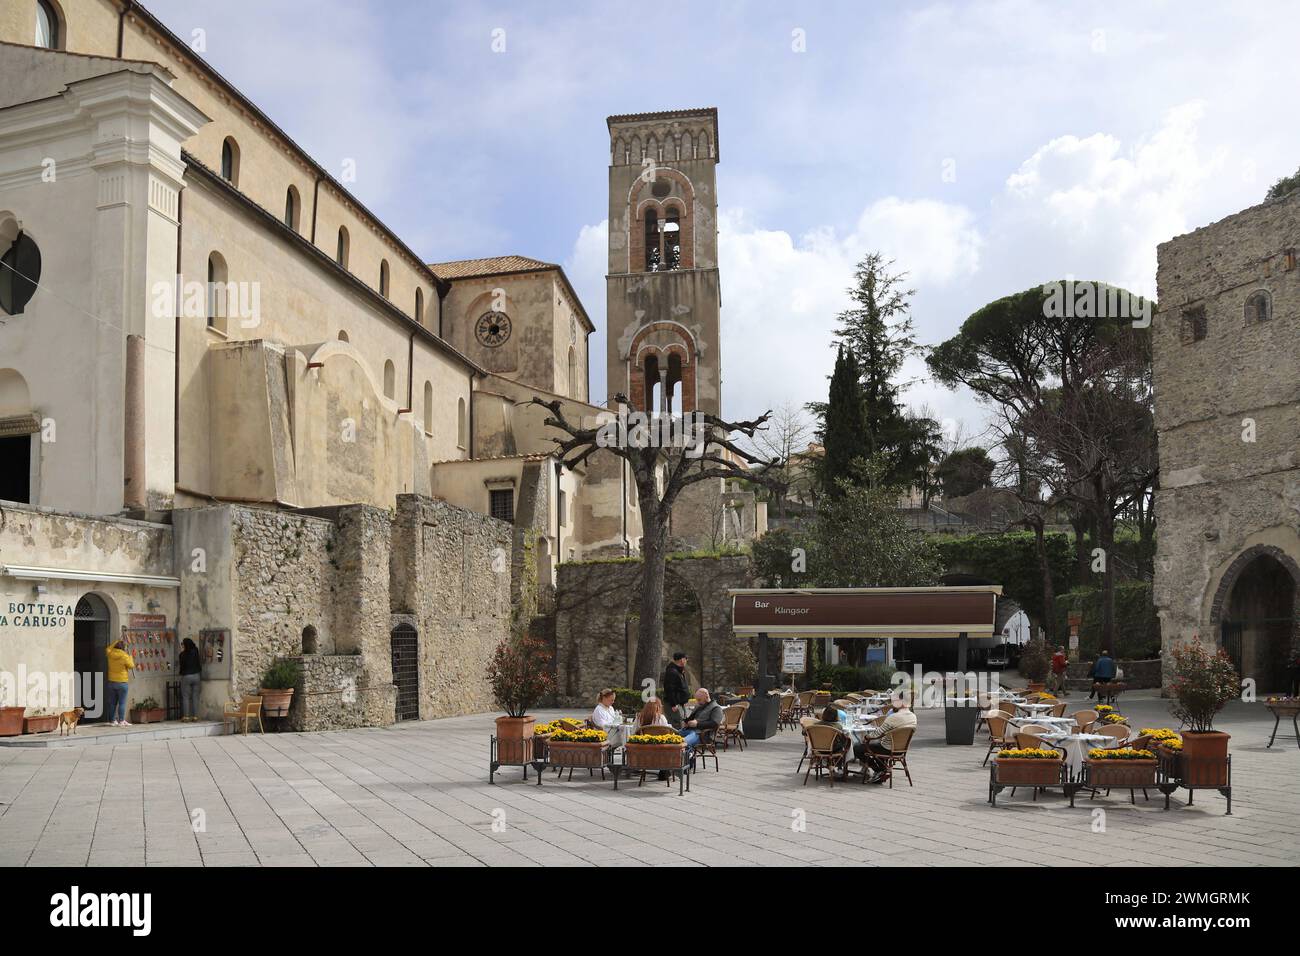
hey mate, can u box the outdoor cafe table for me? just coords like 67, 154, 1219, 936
1037, 731, 1118, 777
1007, 715, 1077, 738
1016, 701, 1057, 717
840, 712, 884, 745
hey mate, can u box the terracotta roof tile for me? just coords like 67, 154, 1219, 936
427, 255, 555, 280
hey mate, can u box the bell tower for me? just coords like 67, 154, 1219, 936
605, 108, 721, 418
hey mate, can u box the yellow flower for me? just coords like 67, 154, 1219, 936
628, 733, 684, 745
997, 748, 1060, 759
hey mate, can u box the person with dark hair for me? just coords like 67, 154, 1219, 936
662, 652, 690, 726
179, 638, 202, 721
816, 705, 852, 774
854, 693, 916, 784
105, 639, 135, 726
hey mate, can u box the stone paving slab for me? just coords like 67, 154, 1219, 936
0, 693, 1295, 866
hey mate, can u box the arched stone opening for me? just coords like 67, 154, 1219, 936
73, 592, 114, 722
301, 625, 319, 655
1210, 545, 1299, 692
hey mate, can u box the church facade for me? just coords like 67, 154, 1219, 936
0, 1, 762, 727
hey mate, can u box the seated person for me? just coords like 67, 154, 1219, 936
678, 688, 725, 754
816, 706, 852, 770
590, 688, 622, 730
853, 694, 916, 784
637, 697, 672, 728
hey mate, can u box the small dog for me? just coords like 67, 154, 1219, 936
57, 708, 85, 736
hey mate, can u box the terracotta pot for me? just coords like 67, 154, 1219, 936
129, 707, 165, 725
495, 715, 535, 764
1086, 758, 1157, 788
0, 707, 24, 737
22, 715, 59, 735
625, 742, 686, 771
994, 757, 1062, 786
546, 740, 609, 769
259, 688, 294, 717
1180, 731, 1230, 786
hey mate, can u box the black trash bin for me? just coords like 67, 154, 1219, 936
742, 694, 780, 741
943, 698, 980, 745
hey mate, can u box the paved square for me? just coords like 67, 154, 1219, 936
1, 693, 1295, 867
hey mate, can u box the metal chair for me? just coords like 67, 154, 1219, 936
984, 714, 1013, 766
803, 723, 850, 786
222, 695, 264, 735
1073, 710, 1100, 733
720, 703, 748, 750
861, 726, 914, 788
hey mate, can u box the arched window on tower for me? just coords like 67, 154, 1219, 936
220, 137, 240, 185
379, 259, 390, 298
336, 226, 349, 269
682, 131, 693, 160
644, 354, 661, 414
644, 208, 660, 272
284, 185, 300, 232
667, 351, 683, 416
663, 209, 681, 271
414, 288, 424, 325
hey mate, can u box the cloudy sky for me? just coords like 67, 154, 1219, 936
150, 0, 1300, 444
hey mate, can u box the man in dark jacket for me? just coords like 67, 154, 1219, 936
1088, 650, 1117, 699
663, 652, 690, 726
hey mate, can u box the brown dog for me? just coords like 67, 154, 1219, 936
57, 708, 85, 736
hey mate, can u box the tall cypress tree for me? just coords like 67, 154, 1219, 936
819, 345, 868, 497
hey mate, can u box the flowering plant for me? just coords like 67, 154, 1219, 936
1095, 705, 1115, 714
1159, 737, 1183, 751
487, 635, 555, 718
996, 748, 1061, 759
1168, 640, 1239, 733
1138, 727, 1180, 742
549, 728, 607, 743
628, 733, 685, 745
1098, 713, 1128, 725
1088, 747, 1155, 760
534, 719, 585, 735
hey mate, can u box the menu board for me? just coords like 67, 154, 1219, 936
120, 627, 176, 676
198, 628, 231, 681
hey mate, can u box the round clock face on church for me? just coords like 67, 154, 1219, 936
476, 312, 512, 347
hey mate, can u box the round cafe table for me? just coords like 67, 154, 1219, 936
1037, 731, 1117, 778
1007, 715, 1077, 739
1016, 702, 1056, 717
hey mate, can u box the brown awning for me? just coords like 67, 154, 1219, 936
730, 586, 1002, 637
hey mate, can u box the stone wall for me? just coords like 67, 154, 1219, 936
284, 653, 367, 731
391, 495, 512, 719
1153, 187, 1300, 690
553, 554, 751, 705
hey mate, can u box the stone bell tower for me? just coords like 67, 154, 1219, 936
605, 108, 721, 418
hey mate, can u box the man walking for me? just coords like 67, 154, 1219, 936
1049, 646, 1068, 695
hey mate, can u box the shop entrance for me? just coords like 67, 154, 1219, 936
73, 593, 111, 722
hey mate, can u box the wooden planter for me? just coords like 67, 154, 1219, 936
994, 757, 1062, 786
494, 716, 535, 764
0, 706, 24, 737
1180, 731, 1230, 786
546, 740, 609, 769
625, 742, 686, 771
22, 715, 59, 735
129, 707, 165, 725
259, 688, 294, 717
1086, 758, 1157, 788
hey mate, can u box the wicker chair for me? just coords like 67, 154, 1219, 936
860, 726, 914, 788
795, 716, 819, 773
1015, 731, 1046, 749
794, 691, 816, 718
845, 693, 865, 702
803, 723, 850, 786
1050, 701, 1069, 718
720, 703, 748, 751
1073, 709, 1100, 733
1095, 724, 1131, 745
984, 714, 1014, 766
832, 698, 856, 711
777, 694, 798, 731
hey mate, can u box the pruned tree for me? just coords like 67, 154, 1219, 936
529, 394, 779, 689
747, 400, 815, 518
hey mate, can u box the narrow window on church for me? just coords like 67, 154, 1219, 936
379, 259, 390, 298
423, 381, 433, 434
220, 137, 239, 185
336, 226, 349, 269
206, 252, 228, 334
35, 1, 60, 49
415, 288, 424, 324
457, 397, 467, 449
568, 345, 577, 398
284, 186, 300, 232
644, 209, 660, 272
383, 359, 396, 399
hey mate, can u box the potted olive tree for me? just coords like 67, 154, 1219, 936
1168, 641, 1239, 786
487, 635, 555, 765
259, 660, 302, 717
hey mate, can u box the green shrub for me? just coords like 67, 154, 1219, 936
1053, 583, 1160, 660
810, 663, 896, 695
261, 659, 302, 690
612, 688, 644, 713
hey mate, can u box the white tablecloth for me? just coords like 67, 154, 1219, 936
1016, 702, 1057, 716
599, 723, 636, 749
1038, 731, 1118, 776
1007, 715, 1077, 739
841, 713, 884, 745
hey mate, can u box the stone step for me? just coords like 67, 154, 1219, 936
0, 719, 229, 748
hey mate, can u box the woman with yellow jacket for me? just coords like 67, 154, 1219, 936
105, 640, 135, 726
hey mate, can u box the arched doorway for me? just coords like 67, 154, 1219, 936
1216, 549, 1297, 692
73, 593, 112, 722
626, 570, 704, 690
390, 623, 419, 721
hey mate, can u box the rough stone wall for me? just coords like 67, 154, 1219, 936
391, 495, 512, 719
1152, 187, 1300, 687
553, 555, 751, 705
284, 653, 367, 731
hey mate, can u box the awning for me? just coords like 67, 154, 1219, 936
729, 586, 1002, 637
2, 564, 181, 589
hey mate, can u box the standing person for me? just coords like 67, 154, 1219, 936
1088, 649, 1117, 700
179, 638, 202, 721
663, 652, 690, 727
105, 639, 135, 727
1049, 646, 1069, 695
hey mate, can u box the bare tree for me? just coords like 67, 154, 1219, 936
747, 401, 814, 519
529, 395, 779, 688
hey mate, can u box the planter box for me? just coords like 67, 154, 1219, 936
22, 715, 59, 734
495, 716, 535, 765
944, 703, 980, 745
0, 706, 24, 737
546, 740, 609, 769
259, 688, 294, 717
1086, 758, 1157, 788
1180, 731, 1229, 786
625, 742, 686, 771
994, 757, 1063, 786
130, 708, 165, 725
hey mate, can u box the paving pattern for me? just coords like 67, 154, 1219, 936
0, 693, 1295, 866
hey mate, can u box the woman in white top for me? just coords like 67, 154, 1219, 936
591, 688, 621, 730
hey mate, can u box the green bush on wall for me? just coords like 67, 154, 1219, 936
810, 663, 897, 695
933, 531, 1073, 625
1053, 582, 1160, 660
